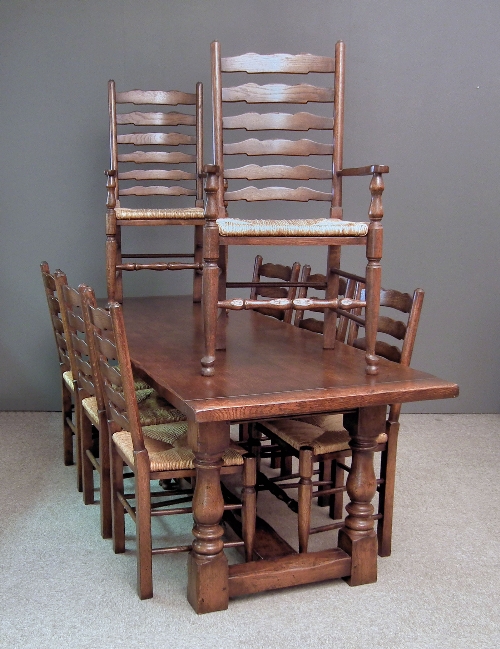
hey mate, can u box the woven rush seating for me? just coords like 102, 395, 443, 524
113, 427, 246, 472
216, 218, 369, 237
261, 415, 387, 456
113, 207, 204, 220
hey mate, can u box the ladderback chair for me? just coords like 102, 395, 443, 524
236, 255, 301, 457
247, 255, 301, 323
55, 275, 187, 538
40, 263, 78, 473
106, 81, 205, 303
55, 276, 114, 538
253, 281, 424, 557
293, 265, 362, 342
227, 254, 301, 324
201, 40, 388, 377
84, 296, 256, 599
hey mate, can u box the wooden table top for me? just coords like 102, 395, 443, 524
122, 295, 459, 423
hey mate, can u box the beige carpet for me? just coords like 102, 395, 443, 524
0, 412, 498, 648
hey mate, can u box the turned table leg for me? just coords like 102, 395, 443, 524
187, 421, 230, 613
338, 405, 386, 586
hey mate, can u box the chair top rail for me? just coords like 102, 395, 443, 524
116, 89, 197, 105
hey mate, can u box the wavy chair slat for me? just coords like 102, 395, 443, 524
222, 83, 334, 103
223, 112, 334, 131
224, 164, 333, 180
116, 111, 196, 126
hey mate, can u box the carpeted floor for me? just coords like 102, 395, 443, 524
0, 412, 498, 649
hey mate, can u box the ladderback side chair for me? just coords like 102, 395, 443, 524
55, 276, 114, 538
84, 296, 256, 600
237, 255, 301, 456
293, 265, 362, 342
106, 81, 205, 303
201, 40, 389, 377
253, 281, 424, 557
40, 263, 78, 473
247, 254, 301, 323
55, 274, 187, 538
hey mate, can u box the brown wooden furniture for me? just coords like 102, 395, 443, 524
40, 263, 78, 475
201, 40, 389, 377
55, 276, 113, 538
106, 81, 205, 303
294, 265, 361, 341
232, 255, 301, 324
120, 295, 458, 613
235, 256, 301, 459
85, 295, 256, 600
252, 274, 424, 557
55, 275, 186, 539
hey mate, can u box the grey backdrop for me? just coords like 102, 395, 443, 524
1, 0, 499, 413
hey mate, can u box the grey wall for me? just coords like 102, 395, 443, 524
1, 1, 499, 413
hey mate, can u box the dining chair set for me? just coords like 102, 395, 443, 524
41, 40, 425, 601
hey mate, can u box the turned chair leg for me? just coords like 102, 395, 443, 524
242, 454, 257, 561
135, 454, 153, 600
298, 447, 314, 553
98, 416, 112, 540
193, 224, 203, 303
377, 421, 399, 557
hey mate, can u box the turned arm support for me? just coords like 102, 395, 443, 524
105, 169, 117, 210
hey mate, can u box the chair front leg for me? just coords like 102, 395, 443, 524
241, 454, 257, 561
298, 447, 314, 553
105, 170, 122, 303
98, 411, 112, 540
364, 172, 384, 375
377, 419, 399, 557
134, 450, 153, 600
193, 224, 203, 303
201, 167, 221, 377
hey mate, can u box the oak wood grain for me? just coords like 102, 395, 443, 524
122, 296, 459, 424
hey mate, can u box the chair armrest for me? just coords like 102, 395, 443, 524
337, 165, 389, 176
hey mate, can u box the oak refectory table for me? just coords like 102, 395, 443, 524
121, 295, 458, 614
